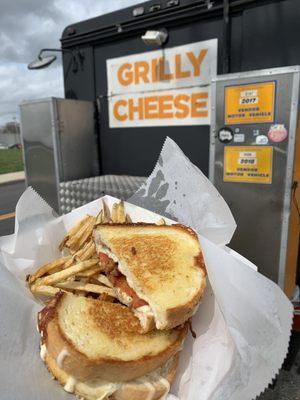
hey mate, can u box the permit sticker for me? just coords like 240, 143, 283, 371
225, 81, 276, 125
256, 135, 268, 145
224, 146, 273, 184
268, 124, 288, 143
234, 133, 245, 143
218, 127, 233, 143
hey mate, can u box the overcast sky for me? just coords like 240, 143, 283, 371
0, 0, 142, 126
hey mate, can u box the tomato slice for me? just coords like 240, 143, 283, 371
114, 276, 148, 308
98, 252, 109, 262
114, 276, 136, 298
132, 298, 148, 308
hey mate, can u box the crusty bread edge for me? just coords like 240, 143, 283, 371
163, 251, 207, 329
94, 223, 207, 330
44, 351, 179, 400
40, 293, 188, 382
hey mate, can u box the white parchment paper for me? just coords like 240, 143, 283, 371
0, 138, 293, 400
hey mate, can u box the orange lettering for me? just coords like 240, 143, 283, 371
175, 54, 191, 79
158, 95, 173, 118
144, 96, 158, 119
191, 92, 208, 117
174, 94, 190, 119
113, 100, 128, 121
158, 57, 173, 81
152, 58, 158, 82
117, 63, 133, 86
128, 98, 144, 120
134, 61, 150, 84
187, 49, 208, 77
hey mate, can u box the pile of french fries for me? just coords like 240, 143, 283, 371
27, 199, 165, 302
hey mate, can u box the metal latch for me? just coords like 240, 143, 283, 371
149, 4, 161, 12
167, 0, 179, 6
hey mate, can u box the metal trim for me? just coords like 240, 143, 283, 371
19, 97, 64, 106
50, 98, 63, 214
212, 66, 300, 82
19, 110, 29, 188
209, 80, 217, 182
278, 71, 300, 289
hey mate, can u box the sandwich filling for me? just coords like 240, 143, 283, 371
97, 243, 152, 313
96, 241, 156, 331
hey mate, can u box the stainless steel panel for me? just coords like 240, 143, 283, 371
20, 98, 96, 213
54, 99, 95, 182
20, 99, 60, 211
210, 67, 300, 287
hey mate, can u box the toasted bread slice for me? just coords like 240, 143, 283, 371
93, 223, 206, 330
38, 292, 187, 382
44, 351, 179, 400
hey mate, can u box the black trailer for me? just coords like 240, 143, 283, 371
61, 0, 300, 178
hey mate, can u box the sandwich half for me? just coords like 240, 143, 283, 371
93, 223, 206, 331
44, 351, 179, 400
38, 292, 187, 394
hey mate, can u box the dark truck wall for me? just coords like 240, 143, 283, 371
61, 0, 300, 177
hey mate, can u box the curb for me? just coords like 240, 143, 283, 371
0, 171, 25, 185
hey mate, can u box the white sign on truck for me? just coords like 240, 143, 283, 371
106, 39, 217, 128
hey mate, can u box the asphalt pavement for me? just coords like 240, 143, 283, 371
0, 180, 25, 236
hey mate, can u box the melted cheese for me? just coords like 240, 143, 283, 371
157, 377, 171, 400
144, 382, 156, 400
97, 243, 119, 263
40, 344, 47, 361
77, 380, 119, 400
64, 376, 77, 393
59, 356, 171, 400
56, 348, 70, 369
133, 305, 154, 330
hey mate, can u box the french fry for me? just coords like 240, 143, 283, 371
156, 218, 166, 225
74, 240, 96, 262
30, 285, 62, 297
30, 200, 138, 303
111, 203, 119, 223
96, 274, 113, 288
55, 281, 117, 297
76, 266, 101, 278
59, 215, 90, 251
102, 199, 111, 223
58, 237, 68, 252
95, 210, 103, 224
117, 201, 126, 223
28, 256, 72, 284
63, 257, 76, 269
66, 216, 96, 253
35, 259, 98, 286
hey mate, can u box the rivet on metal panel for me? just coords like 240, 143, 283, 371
66, 27, 76, 36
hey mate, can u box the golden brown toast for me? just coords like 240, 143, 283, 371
38, 292, 187, 382
93, 223, 206, 330
44, 351, 179, 400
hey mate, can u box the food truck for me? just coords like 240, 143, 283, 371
20, 0, 300, 300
